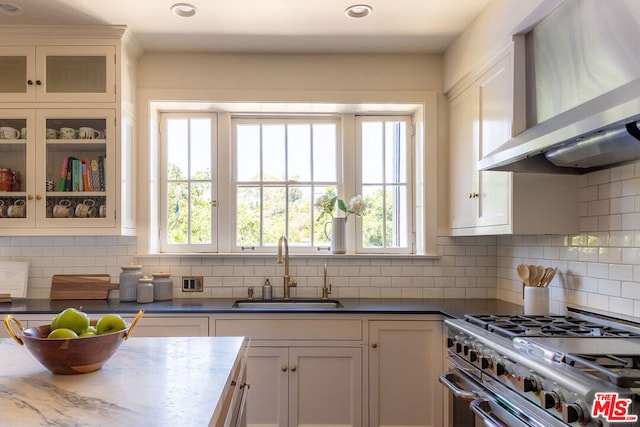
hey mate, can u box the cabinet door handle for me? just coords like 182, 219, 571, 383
27, 80, 33, 86
281, 365, 288, 372
468, 192, 479, 199
35, 80, 42, 86
290, 365, 297, 372
35, 195, 42, 200
27, 195, 33, 200
371, 342, 378, 348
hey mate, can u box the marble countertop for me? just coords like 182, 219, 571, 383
0, 298, 526, 318
0, 336, 246, 427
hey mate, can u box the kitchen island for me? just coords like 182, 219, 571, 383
0, 336, 247, 426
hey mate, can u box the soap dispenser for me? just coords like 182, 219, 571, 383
262, 278, 273, 300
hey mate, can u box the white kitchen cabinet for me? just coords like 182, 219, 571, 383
448, 41, 578, 235
0, 27, 138, 236
0, 45, 115, 103
215, 317, 364, 427
369, 320, 443, 427
120, 315, 210, 337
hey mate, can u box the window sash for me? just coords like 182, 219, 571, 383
159, 112, 217, 253
355, 116, 414, 254
231, 116, 341, 253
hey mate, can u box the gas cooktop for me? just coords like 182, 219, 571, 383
464, 314, 640, 339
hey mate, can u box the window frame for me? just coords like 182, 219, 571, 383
355, 115, 414, 254
230, 115, 343, 254
159, 112, 218, 253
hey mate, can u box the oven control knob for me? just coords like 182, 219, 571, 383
468, 349, 479, 363
455, 341, 463, 354
562, 402, 584, 424
541, 390, 561, 409
463, 344, 471, 356
479, 355, 491, 370
494, 362, 506, 376
522, 376, 538, 393
447, 337, 454, 348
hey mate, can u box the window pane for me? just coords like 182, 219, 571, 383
167, 119, 188, 180
236, 125, 260, 181
191, 182, 212, 244
362, 185, 383, 248
386, 185, 408, 248
263, 186, 286, 245
191, 119, 211, 180
313, 186, 336, 245
288, 124, 311, 181
362, 121, 383, 183
313, 124, 337, 182
237, 186, 260, 246
263, 125, 286, 181
385, 121, 407, 183
288, 186, 312, 245
167, 182, 189, 244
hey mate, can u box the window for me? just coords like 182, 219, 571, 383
160, 113, 217, 253
357, 116, 413, 253
232, 117, 339, 252
157, 110, 416, 254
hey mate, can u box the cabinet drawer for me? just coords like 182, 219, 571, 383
216, 318, 362, 341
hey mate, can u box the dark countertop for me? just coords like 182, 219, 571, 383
0, 298, 525, 319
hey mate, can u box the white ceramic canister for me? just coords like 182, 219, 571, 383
119, 264, 143, 302
137, 276, 154, 304
152, 272, 173, 301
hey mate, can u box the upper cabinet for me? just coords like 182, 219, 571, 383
0, 45, 116, 103
448, 40, 579, 236
0, 27, 140, 236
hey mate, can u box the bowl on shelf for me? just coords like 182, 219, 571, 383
3, 310, 144, 375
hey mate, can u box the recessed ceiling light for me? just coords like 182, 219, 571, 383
170, 3, 197, 18
0, 3, 24, 15
345, 4, 372, 19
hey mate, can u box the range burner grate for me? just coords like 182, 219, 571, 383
464, 314, 640, 339
566, 354, 640, 387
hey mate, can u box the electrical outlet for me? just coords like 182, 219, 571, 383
182, 276, 203, 292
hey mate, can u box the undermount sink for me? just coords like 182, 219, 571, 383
232, 299, 343, 309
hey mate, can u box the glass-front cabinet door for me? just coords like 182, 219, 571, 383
0, 47, 36, 102
37, 109, 116, 229
0, 110, 35, 227
0, 45, 115, 103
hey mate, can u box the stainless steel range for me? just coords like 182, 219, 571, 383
440, 310, 640, 426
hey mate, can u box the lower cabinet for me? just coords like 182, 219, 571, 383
246, 346, 362, 427
369, 320, 444, 427
119, 315, 209, 337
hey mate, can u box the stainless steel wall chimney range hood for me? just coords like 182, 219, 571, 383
478, 0, 640, 174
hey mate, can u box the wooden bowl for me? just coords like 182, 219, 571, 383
3, 310, 143, 375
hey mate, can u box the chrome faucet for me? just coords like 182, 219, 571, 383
322, 263, 332, 300
277, 235, 297, 299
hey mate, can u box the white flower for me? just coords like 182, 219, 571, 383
347, 195, 367, 217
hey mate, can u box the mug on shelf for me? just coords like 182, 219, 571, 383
20, 128, 27, 139
99, 204, 107, 218
0, 127, 20, 139
79, 127, 101, 140
46, 128, 58, 139
53, 199, 73, 218
7, 199, 25, 218
75, 199, 97, 218
0, 200, 7, 218
59, 127, 77, 139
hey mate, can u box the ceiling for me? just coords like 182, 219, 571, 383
0, 0, 490, 54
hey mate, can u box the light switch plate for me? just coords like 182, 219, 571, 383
181, 276, 203, 292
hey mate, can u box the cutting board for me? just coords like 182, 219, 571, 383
50, 274, 118, 300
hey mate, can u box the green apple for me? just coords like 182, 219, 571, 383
56, 308, 90, 335
83, 325, 98, 335
48, 328, 79, 339
79, 330, 97, 337
96, 314, 127, 335
50, 313, 61, 330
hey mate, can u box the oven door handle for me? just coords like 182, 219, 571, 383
471, 397, 530, 427
438, 373, 480, 402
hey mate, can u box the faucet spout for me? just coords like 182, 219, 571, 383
277, 235, 297, 299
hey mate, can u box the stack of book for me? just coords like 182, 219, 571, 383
58, 156, 106, 192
